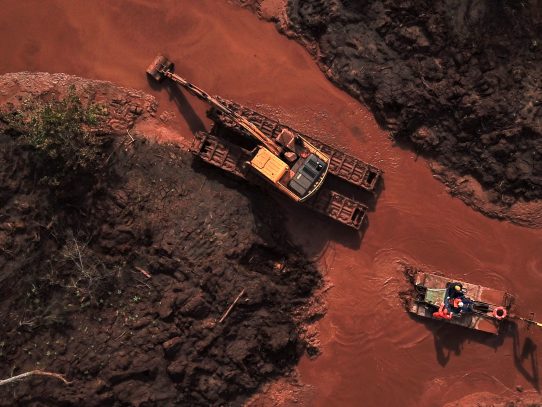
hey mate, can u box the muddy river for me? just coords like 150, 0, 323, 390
1, 1, 541, 405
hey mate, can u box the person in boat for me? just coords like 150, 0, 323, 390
432, 283, 474, 319
447, 283, 474, 314
450, 297, 473, 313
449, 283, 463, 299
432, 304, 453, 320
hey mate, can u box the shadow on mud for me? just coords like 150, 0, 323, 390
409, 313, 539, 391
509, 322, 540, 392
146, 76, 206, 133
280, 193, 366, 252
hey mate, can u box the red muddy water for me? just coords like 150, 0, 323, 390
1, 1, 541, 405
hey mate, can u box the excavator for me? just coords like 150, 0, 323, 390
147, 55, 382, 229
147, 55, 329, 202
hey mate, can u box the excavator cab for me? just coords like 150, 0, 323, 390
287, 154, 327, 197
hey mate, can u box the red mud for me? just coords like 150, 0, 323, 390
1, 1, 542, 406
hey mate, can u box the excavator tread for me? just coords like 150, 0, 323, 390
189, 132, 248, 179
190, 131, 367, 230
304, 188, 367, 229
211, 97, 382, 191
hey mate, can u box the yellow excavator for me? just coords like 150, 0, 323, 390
147, 55, 330, 203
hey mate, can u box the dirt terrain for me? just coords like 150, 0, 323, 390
443, 391, 542, 407
0, 73, 323, 406
240, 0, 542, 225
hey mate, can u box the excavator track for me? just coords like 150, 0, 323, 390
209, 97, 382, 192
304, 188, 367, 229
189, 131, 249, 179
190, 131, 367, 229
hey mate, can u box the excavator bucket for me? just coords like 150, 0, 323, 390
146, 55, 174, 82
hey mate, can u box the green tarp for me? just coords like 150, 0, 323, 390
424, 288, 446, 306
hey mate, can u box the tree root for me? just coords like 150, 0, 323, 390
0, 370, 71, 387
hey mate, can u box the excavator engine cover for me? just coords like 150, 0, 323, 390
250, 147, 289, 183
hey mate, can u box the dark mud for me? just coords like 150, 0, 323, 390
0, 74, 322, 406
243, 0, 542, 213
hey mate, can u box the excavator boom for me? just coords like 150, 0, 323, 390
147, 55, 281, 156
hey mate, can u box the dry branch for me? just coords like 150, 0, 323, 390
218, 288, 246, 324
135, 266, 151, 279
0, 370, 71, 387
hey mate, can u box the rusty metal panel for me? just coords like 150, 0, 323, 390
478, 287, 507, 306
304, 189, 367, 229
475, 317, 499, 334
190, 132, 248, 179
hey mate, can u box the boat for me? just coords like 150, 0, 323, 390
406, 268, 514, 335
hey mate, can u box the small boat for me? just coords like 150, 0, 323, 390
406, 268, 514, 335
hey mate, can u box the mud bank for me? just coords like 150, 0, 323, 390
431, 161, 542, 228
240, 0, 542, 225
0, 73, 323, 406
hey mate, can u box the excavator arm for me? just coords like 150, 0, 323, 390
147, 55, 281, 156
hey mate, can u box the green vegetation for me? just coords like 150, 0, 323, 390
5, 86, 109, 191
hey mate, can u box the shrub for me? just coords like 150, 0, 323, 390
6, 86, 110, 192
